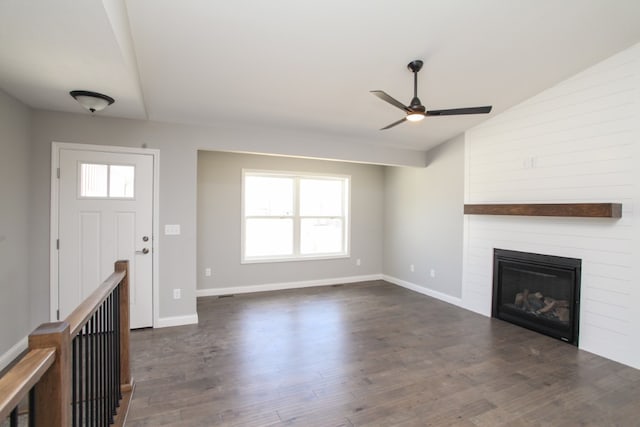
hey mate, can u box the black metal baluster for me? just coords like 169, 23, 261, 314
105, 294, 111, 425
95, 313, 99, 427
79, 325, 84, 426
72, 334, 78, 427
96, 306, 101, 427
109, 293, 115, 423
87, 316, 92, 427
102, 301, 107, 427
103, 301, 108, 427
90, 313, 96, 427
98, 304, 104, 427
115, 285, 121, 402
29, 387, 35, 427
108, 295, 113, 425
10, 406, 18, 427
105, 300, 110, 427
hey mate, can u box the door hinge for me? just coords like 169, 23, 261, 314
57, 167, 60, 179
56, 309, 60, 321
56, 239, 59, 250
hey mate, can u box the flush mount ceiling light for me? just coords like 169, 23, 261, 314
69, 90, 115, 113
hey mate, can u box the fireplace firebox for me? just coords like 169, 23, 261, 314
492, 249, 581, 345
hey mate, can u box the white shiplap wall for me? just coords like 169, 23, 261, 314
462, 42, 640, 368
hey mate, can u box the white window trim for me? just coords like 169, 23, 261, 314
241, 169, 351, 264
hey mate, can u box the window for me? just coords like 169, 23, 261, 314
242, 170, 350, 262
79, 163, 135, 198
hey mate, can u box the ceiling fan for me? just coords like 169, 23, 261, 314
371, 60, 492, 130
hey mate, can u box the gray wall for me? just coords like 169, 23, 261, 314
197, 151, 384, 290
0, 90, 31, 356
383, 135, 465, 298
29, 110, 423, 326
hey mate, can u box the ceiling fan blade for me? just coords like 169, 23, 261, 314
426, 106, 492, 116
380, 117, 407, 130
371, 90, 410, 112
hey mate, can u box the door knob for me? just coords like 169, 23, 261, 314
136, 248, 150, 255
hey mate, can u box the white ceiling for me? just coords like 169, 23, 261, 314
1, 0, 639, 151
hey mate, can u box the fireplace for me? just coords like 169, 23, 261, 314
492, 249, 581, 345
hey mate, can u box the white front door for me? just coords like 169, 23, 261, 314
56, 147, 154, 328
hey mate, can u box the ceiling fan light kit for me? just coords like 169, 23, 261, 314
371, 59, 492, 130
406, 113, 425, 122
69, 90, 115, 113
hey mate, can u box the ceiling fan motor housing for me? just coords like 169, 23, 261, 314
409, 98, 424, 111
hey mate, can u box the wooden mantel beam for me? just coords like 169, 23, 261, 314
463, 203, 622, 218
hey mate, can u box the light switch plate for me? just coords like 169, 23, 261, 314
165, 224, 181, 235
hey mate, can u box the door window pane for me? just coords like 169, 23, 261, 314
109, 165, 135, 198
80, 163, 108, 197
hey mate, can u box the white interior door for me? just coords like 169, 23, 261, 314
57, 148, 154, 328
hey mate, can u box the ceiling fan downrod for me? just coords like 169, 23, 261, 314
408, 60, 423, 107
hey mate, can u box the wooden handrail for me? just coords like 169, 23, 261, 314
1, 260, 132, 427
67, 270, 126, 337
0, 348, 56, 421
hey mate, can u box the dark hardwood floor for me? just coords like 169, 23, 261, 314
126, 281, 640, 426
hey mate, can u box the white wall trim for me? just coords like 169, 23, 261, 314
50, 142, 161, 327
0, 336, 28, 372
155, 314, 199, 328
196, 274, 383, 297
383, 275, 465, 309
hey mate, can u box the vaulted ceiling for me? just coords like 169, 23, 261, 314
1, 0, 639, 151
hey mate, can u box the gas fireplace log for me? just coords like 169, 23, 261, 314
522, 289, 530, 310
537, 300, 556, 314
555, 307, 570, 322
537, 297, 570, 314
512, 291, 571, 322
528, 292, 545, 312
514, 293, 524, 308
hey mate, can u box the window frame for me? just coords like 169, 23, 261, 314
77, 161, 136, 200
241, 169, 351, 263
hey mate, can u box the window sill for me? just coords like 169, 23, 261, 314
241, 253, 350, 264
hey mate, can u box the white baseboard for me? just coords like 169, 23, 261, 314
383, 275, 465, 309
155, 313, 199, 328
0, 336, 29, 372
196, 274, 383, 297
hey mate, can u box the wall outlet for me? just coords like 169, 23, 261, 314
410, 264, 415, 272
430, 268, 436, 278
356, 258, 361, 266
173, 288, 181, 299
205, 267, 212, 277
